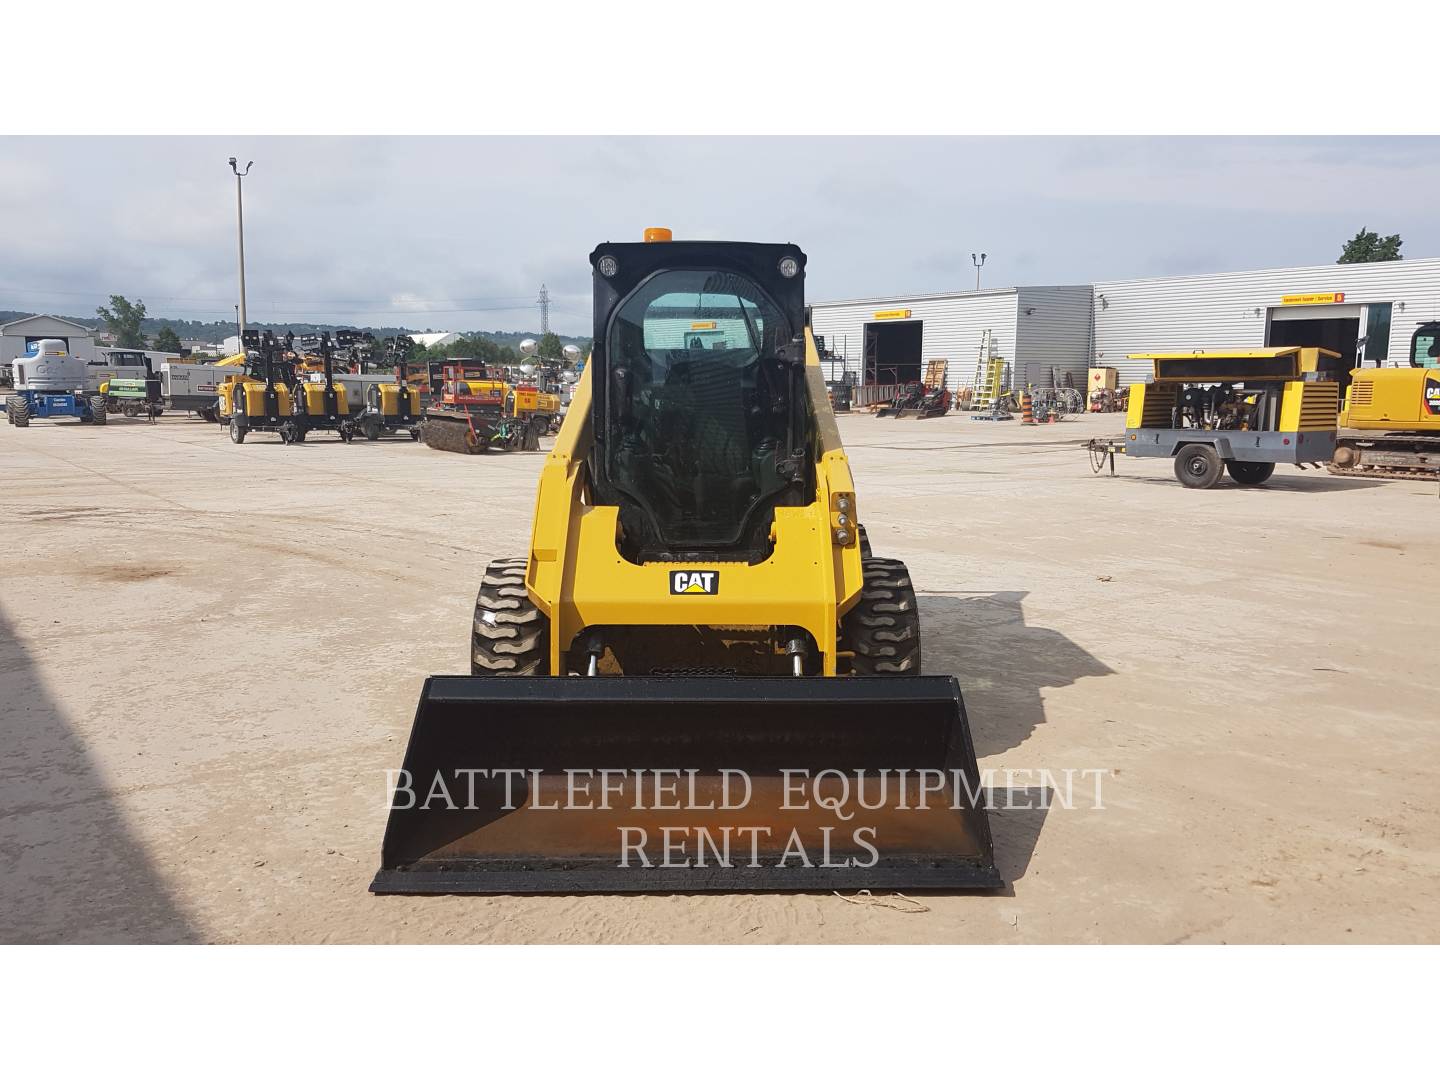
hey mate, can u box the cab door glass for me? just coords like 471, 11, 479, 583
1413, 329, 1439, 369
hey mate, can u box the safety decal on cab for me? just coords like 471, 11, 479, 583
670, 570, 719, 595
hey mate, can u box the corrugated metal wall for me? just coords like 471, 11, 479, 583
1092, 257, 1440, 385
1013, 286, 1093, 389
809, 289, 1021, 393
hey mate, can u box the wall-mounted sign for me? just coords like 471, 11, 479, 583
1280, 291, 1346, 306
689, 321, 717, 330
873, 309, 913, 320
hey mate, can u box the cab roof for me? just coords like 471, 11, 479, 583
1126, 347, 1341, 360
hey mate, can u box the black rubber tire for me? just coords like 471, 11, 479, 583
229, 418, 246, 444
857, 523, 873, 560
471, 557, 549, 675
1174, 444, 1223, 489
363, 415, 381, 441
292, 424, 307, 443
8, 397, 30, 427
1227, 460, 1275, 486
89, 396, 107, 425
410, 427, 421, 440
839, 556, 922, 675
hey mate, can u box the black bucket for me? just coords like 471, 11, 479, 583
371, 675, 1001, 894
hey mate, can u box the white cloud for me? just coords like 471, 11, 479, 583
2, 136, 1437, 335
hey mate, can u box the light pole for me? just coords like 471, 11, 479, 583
971, 252, 987, 291
228, 157, 253, 345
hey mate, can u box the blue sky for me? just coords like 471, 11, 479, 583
3, 136, 1437, 337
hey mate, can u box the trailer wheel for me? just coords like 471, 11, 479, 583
1174, 444, 1222, 489
472, 557, 550, 675
89, 396, 108, 425
292, 424, 308, 443
839, 556, 922, 675
229, 417, 246, 444
1227, 460, 1275, 486
362, 415, 382, 441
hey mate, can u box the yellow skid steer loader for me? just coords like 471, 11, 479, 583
372, 230, 999, 893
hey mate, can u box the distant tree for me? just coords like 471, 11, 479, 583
1338, 228, 1403, 264
536, 331, 564, 359
152, 326, 183, 353
95, 295, 149, 347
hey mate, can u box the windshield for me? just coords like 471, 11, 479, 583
604, 268, 795, 549
1413, 327, 1439, 369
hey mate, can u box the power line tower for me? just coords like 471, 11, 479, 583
536, 284, 551, 335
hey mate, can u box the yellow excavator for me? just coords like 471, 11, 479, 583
1330, 320, 1440, 479
372, 230, 999, 894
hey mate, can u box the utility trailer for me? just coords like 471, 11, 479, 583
1087, 347, 1340, 488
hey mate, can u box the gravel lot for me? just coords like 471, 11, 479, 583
1, 408, 1435, 943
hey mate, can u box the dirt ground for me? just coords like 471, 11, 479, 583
1, 407, 1436, 944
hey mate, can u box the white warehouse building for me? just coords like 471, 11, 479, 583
809, 285, 1093, 394
811, 256, 1440, 391
1, 314, 97, 370
1091, 256, 1440, 385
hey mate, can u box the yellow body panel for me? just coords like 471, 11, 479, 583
1124, 383, 1147, 428
1278, 380, 1339, 433
1126, 347, 1334, 362
296, 381, 350, 416
376, 383, 421, 417
1340, 368, 1440, 431
218, 375, 293, 418
524, 328, 866, 676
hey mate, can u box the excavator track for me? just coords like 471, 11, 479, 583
1327, 463, 1440, 481
1329, 434, 1440, 481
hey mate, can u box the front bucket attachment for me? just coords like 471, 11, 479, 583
372, 676, 1001, 894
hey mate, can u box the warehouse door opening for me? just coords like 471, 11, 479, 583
1266, 310, 1360, 371
864, 321, 923, 384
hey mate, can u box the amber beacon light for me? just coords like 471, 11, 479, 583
643, 226, 673, 243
